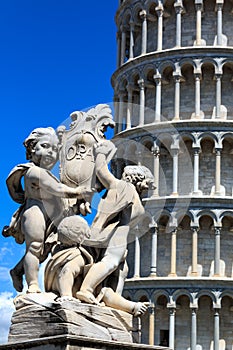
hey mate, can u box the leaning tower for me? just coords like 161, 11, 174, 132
112, 1, 233, 349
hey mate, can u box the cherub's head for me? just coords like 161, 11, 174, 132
121, 165, 154, 194
24, 127, 59, 170
57, 216, 90, 246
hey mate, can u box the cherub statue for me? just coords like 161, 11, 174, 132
44, 214, 147, 316
76, 140, 154, 306
44, 215, 93, 300
2, 127, 88, 293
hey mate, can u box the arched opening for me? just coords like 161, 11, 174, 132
220, 295, 233, 347
178, 136, 193, 195
161, 66, 174, 121
198, 215, 214, 276
200, 63, 215, 119
197, 295, 214, 348
157, 215, 171, 276
221, 215, 233, 277
221, 136, 233, 195
147, 2, 157, 53
145, 68, 156, 124
155, 295, 169, 346
177, 215, 192, 276
199, 137, 215, 195
222, 63, 233, 120
159, 137, 173, 196
176, 295, 191, 349
180, 63, 195, 120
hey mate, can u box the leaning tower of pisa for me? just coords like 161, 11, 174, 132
112, 1, 233, 349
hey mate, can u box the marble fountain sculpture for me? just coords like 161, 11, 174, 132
2, 104, 154, 344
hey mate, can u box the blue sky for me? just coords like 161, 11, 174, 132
0, 0, 118, 343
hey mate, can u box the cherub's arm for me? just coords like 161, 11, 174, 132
94, 141, 118, 190
28, 167, 89, 198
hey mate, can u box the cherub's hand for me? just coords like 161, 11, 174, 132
74, 187, 93, 199
94, 140, 116, 158
79, 202, 92, 216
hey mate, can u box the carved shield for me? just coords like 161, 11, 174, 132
58, 104, 115, 194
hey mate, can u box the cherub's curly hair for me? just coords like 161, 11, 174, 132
23, 127, 58, 160
121, 165, 154, 192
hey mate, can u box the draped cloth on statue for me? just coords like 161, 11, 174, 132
44, 245, 94, 292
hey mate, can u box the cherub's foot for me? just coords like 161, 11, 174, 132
2, 226, 11, 237
10, 269, 23, 292
26, 284, 41, 294
56, 295, 81, 303
76, 290, 100, 305
133, 302, 148, 317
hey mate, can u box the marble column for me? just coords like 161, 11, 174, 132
138, 78, 145, 126
213, 308, 220, 350
190, 307, 197, 350
216, 3, 223, 46
149, 224, 158, 276
215, 148, 222, 195
129, 21, 134, 59
126, 84, 133, 129
171, 148, 179, 196
153, 73, 162, 122
195, 2, 203, 46
117, 31, 121, 68
148, 303, 155, 345
151, 144, 160, 196
140, 10, 147, 55
137, 144, 143, 166
168, 307, 176, 349
215, 73, 222, 119
214, 227, 221, 276
173, 72, 183, 120
120, 26, 126, 65
169, 228, 178, 276
191, 227, 199, 276
156, 3, 164, 51
192, 146, 202, 195
134, 228, 140, 278
174, 1, 184, 47
113, 94, 119, 134
118, 91, 125, 132
194, 72, 202, 118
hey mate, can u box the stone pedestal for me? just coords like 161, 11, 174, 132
7, 293, 140, 344
0, 293, 168, 350
0, 334, 168, 350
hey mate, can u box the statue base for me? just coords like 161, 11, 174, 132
0, 334, 168, 350
7, 293, 140, 344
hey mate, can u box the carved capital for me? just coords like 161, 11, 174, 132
139, 9, 147, 20
174, 1, 185, 14
155, 3, 164, 17
153, 73, 162, 84
138, 78, 145, 90
151, 145, 160, 157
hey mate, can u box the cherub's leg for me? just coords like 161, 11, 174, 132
96, 287, 147, 316
10, 256, 25, 292
21, 206, 46, 293
57, 257, 85, 298
76, 226, 128, 304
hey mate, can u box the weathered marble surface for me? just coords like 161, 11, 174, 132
1, 335, 168, 350
8, 293, 139, 344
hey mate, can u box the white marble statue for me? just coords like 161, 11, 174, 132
2, 127, 89, 293
3, 104, 154, 319
76, 140, 154, 308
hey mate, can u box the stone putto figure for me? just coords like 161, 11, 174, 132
3, 104, 154, 321
3, 127, 88, 294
